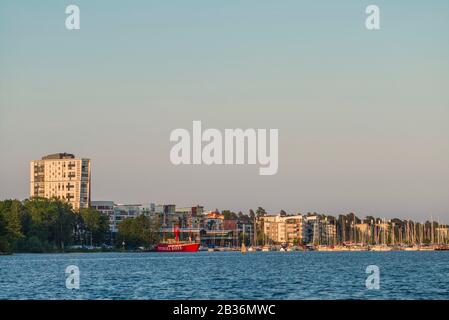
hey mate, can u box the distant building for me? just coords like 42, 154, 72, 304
204, 210, 224, 230
176, 205, 204, 228
155, 204, 176, 226
155, 204, 176, 215
91, 201, 155, 233
30, 153, 91, 210
90, 201, 116, 232
321, 218, 337, 245
302, 215, 320, 244
113, 204, 143, 230
223, 219, 238, 231
261, 214, 303, 245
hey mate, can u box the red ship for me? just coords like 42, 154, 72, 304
156, 226, 200, 252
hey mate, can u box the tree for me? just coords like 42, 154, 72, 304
249, 209, 255, 221
117, 215, 160, 249
222, 210, 237, 220
256, 207, 266, 218
80, 207, 109, 246
0, 200, 26, 253
254, 207, 267, 246
22, 197, 76, 252
0, 212, 11, 253
49, 199, 76, 251
237, 211, 249, 222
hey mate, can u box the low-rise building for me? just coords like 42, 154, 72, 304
91, 201, 155, 233
204, 210, 224, 230
176, 205, 204, 228
261, 214, 303, 245
90, 201, 115, 232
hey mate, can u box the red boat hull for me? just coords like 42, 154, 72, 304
156, 243, 200, 252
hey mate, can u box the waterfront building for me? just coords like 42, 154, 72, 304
30, 153, 91, 210
302, 215, 320, 244
203, 210, 224, 230
176, 205, 204, 228
91, 201, 155, 233
140, 203, 156, 215
321, 218, 337, 245
201, 211, 235, 247
113, 204, 142, 230
155, 204, 176, 215
155, 204, 176, 226
223, 219, 237, 231
261, 214, 303, 245
90, 201, 116, 232
283, 215, 303, 245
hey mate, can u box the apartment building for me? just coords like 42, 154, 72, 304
91, 201, 156, 233
302, 215, 338, 245
261, 214, 303, 245
321, 218, 337, 245
302, 215, 320, 244
30, 153, 91, 210
176, 205, 204, 228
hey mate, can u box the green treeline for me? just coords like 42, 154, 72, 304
0, 198, 160, 254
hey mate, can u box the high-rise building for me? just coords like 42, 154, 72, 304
30, 153, 91, 210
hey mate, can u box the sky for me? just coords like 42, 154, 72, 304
1, 0, 448, 221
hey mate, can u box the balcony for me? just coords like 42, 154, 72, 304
66, 193, 75, 201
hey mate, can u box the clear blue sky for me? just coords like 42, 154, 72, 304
1, 1, 448, 220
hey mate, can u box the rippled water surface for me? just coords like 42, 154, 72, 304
0, 251, 448, 299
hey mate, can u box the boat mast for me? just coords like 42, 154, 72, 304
430, 216, 434, 245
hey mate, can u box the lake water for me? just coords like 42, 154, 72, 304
0, 251, 448, 299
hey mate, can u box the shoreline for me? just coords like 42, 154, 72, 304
3, 249, 449, 255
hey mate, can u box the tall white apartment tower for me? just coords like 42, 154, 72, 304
30, 153, 91, 210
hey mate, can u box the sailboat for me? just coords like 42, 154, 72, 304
370, 218, 392, 251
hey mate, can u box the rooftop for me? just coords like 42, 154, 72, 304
42, 153, 75, 160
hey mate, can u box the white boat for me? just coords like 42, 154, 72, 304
315, 245, 333, 252
403, 246, 420, 251
369, 245, 392, 251
418, 246, 435, 251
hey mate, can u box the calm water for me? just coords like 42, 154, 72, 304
0, 251, 448, 300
